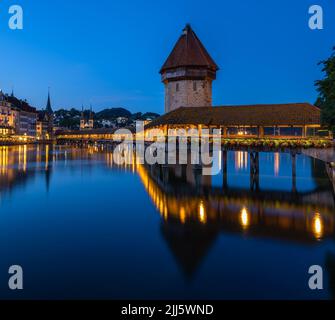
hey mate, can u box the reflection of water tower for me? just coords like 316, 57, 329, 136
161, 220, 218, 279
80, 105, 94, 130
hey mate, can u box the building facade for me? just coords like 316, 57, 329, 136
7, 96, 37, 137
0, 91, 18, 135
0, 90, 37, 137
17, 110, 37, 137
80, 107, 94, 130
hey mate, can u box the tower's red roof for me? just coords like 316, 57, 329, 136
160, 24, 219, 74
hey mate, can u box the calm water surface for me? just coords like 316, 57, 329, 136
0, 145, 334, 299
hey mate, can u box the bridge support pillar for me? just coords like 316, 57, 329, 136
291, 152, 297, 193
193, 164, 203, 192
222, 149, 228, 190
258, 126, 264, 138
222, 127, 228, 138
162, 165, 170, 184
250, 151, 259, 191
181, 164, 187, 182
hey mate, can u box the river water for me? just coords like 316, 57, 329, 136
0, 144, 334, 299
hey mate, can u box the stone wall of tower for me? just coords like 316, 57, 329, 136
164, 79, 213, 113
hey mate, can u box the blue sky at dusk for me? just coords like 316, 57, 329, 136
0, 0, 334, 113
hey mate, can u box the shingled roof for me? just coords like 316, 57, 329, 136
160, 24, 219, 74
145, 103, 321, 129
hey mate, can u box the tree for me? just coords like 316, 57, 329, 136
315, 47, 335, 130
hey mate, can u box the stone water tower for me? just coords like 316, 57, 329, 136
160, 24, 219, 113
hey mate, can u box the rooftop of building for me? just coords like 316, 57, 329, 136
145, 103, 321, 129
37, 110, 52, 122
1, 92, 37, 113
160, 24, 219, 74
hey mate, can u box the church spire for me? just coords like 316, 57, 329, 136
0, 89, 5, 102
46, 88, 53, 114
90, 104, 93, 119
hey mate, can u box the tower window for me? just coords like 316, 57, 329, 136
193, 82, 197, 91
176, 83, 179, 92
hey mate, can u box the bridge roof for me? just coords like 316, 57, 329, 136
145, 103, 321, 129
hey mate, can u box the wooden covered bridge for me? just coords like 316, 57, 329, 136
144, 103, 325, 139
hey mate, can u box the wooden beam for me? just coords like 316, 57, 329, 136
258, 126, 264, 138
223, 126, 227, 137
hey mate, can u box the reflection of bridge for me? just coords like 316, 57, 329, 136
150, 161, 332, 203
137, 161, 335, 242
146, 148, 332, 195
136, 160, 335, 278
61, 139, 335, 192
58, 135, 335, 190
103, 145, 335, 245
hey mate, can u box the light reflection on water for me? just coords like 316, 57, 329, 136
0, 144, 335, 300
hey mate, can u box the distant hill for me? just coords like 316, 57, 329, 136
141, 112, 161, 120
95, 108, 132, 120
95, 108, 160, 121
130, 112, 161, 121
54, 107, 160, 129
54, 108, 81, 129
